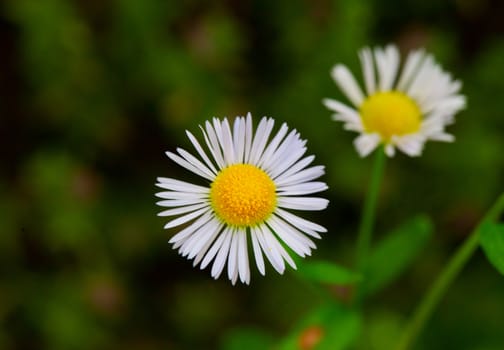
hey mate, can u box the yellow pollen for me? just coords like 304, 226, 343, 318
360, 91, 422, 140
210, 164, 277, 227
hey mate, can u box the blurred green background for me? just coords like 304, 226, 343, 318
1, 0, 504, 349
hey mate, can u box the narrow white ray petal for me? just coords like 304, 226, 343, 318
156, 177, 209, 193
169, 211, 214, 244
277, 197, 329, 211
262, 227, 297, 269
396, 49, 425, 91
166, 151, 214, 181
237, 229, 250, 284
331, 64, 365, 106
233, 117, 246, 163
220, 118, 236, 165
249, 117, 275, 165
275, 208, 327, 234
274, 165, 325, 187
376, 45, 400, 91
273, 155, 314, 181
180, 219, 214, 257
258, 122, 289, 168
164, 207, 209, 229
156, 198, 206, 207
256, 225, 285, 274
202, 121, 225, 168
395, 135, 424, 157
186, 130, 218, 174
322, 98, 361, 124
200, 228, 228, 269
244, 113, 253, 163
261, 130, 302, 173
359, 47, 376, 95
267, 144, 306, 179
227, 229, 239, 282
250, 227, 266, 275
185, 219, 222, 260
211, 228, 233, 279
267, 217, 314, 256
155, 191, 207, 200
272, 215, 317, 250
157, 202, 208, 217
428, 132, 455, 142
385, 144, 395, 157
406, 55, 435, 98
193, 222, 224, 266
353, 133, 381, 157
277, 181, 328, 196
177, 148, 216, 178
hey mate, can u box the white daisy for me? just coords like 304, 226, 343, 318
323, 44, 466, 157
155, 113, 328, 285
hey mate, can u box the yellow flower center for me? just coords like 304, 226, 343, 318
210, 164, 277, 227
360, 91, 421, 140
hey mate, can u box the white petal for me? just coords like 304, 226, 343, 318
396, 49, 425, 91
353, 133, 381, 157
219, 118, 236, 166
277, 197, 329, 211
359, 47, 376, 95
237, 230, 250, 284
156, 198, 206, 207
227, 229, 239, 283
244, 113, 253, 164
193, 222, 224, 266
155, 191, 207, 200
156, 177, 209, 193
157, 202, 208, 217
277, 181, 328, 196
250, 228, 266, 275
200, 228, 228, 269
165, 151, 214, 181
257, 122, 289, 168
322, 98, 361, 125
211, 228, 233, 279
331, 64, 365, 107
184, 219, 222, 260
428, 132, 455, 142
186, 130, 218, 174
164, 207, 209, 229
202, 120, 225, 168
233, 117, 246, 163
273, 155, 314, 181
275, 208, 326, 238
169, 211, 214, 244
268, 216, 315, 256
262, 227, 297, 270
256, 225, 285, 274
395, 135, 425, 157
385, 144, 395, 157
249, 117, 275, 165
275, 165, 325, 187
375, 45, 400, 91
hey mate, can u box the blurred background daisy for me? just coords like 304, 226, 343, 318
1, 0, 504, 349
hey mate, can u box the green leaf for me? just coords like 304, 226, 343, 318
278, 302, 361, 350
480, 222, 504, 275
297, 260, 361, 285
365, 215, 433, 295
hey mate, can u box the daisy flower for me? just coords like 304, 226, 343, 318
323, 44, 466, 157
155, 113, 328, 285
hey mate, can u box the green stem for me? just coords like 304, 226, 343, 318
355, 147, 386, 300
395, 193, 504, 350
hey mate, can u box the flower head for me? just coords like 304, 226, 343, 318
323, 44, 466, 157
156, 113, 328, 285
